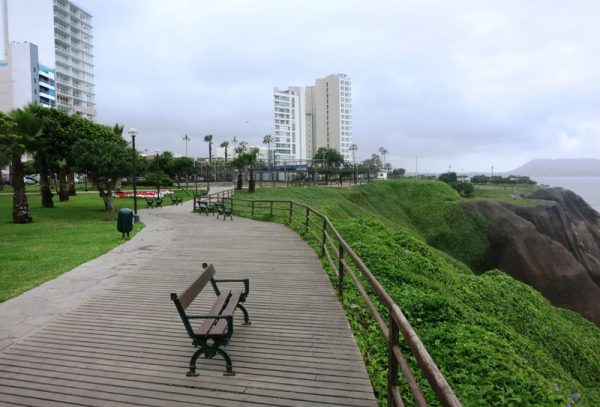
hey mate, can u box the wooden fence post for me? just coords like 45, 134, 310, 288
338, 242, 344, 298
305, 207, 310, 233
288, 201, 293, 224
251, 200, 255, 218
388, 315, 400, 406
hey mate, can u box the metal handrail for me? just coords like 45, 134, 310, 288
224, 196, 462, 406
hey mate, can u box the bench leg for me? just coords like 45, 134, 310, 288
187, 346, 235, 377
237, 303, 251, 325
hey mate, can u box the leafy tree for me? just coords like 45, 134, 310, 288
313, 147, 345, 168
229, 143, 259, 191
28, 105, 73, 207
438, 171, 458, 184
204, 134, 214, 164
389, 168, 406, 178
220, 141, 229, 162
0, 148, 9, 190
170, 156, 195, 189
72, 125, 131, 214
1, 108, 43, 223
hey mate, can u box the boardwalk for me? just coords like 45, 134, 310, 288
0, 198, 377, 406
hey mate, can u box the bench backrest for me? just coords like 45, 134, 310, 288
171, 263, 216, 338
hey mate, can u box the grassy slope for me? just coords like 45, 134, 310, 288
236, 181, 600, 406
0, 193, 145, 301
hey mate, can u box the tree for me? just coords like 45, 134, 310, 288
28, 105, 73, 207
229, 143, 259, 191
220, 141, 229, 162
263, 134, 273, 169
0, 148, 8, 191
378, 147, 388, 169
1, 108, 43, 223
72, 125, 131, 214
389, 168, 406, 178
204, 134, 214, 164
169, 156, 195, 189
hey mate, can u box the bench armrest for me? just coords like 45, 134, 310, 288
211, 278, 249, 299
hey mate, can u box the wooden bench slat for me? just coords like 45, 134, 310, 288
178, 265, 216, 310
210, 289, 243, 335
195, 290, 232, 337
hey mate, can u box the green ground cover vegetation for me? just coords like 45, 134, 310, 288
0, 192, 188, 302
234, 180, 600, 406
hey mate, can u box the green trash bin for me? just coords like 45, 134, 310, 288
117, 208, 134, 238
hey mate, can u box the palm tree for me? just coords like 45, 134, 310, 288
349, 144, 358, 184
262, 134, 273, 169
220, 141, 229, 162
378, 147, 388, 170
204, 134, 213, 164
3, 108, 43, 223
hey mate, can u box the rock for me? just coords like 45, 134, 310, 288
466, 188, 600, 326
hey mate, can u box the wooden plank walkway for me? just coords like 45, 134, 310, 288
0, 200, 377, 406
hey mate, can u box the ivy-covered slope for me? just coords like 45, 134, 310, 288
239, 181, 600, 406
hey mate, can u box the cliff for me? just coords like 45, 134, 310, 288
467, 188, 600, 326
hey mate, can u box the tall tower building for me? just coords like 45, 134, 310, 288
308, 74, 353, 161
53, 0, 95, 118
0, 0, 95, 118
273, 74, 352, 162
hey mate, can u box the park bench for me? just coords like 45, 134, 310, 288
155, 197, 163, 208
144, 197, 154, 208
169, 195, 183, 206
171, 263, 250, 377
215, 202, 233, 221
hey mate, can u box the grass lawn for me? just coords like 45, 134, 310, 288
0, 193, 148, 302
472, 183, 540, 205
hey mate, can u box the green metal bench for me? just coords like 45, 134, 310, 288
215, 202, 233, 221
171, 263, 250, 377
169, 195, 183, 206
144, 197, 154, 208
155, 197, 163, 208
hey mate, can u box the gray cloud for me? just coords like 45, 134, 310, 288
35, 0, 600, 171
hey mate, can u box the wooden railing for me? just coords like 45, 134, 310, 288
216, 194, 461, 407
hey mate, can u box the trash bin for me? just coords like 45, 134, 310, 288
117, 208, 134, 238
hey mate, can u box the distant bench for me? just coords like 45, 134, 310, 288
171, 263, 250, 376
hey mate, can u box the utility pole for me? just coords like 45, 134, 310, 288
182, 134, 191, 157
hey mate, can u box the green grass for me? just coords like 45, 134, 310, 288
472, 184, 540, 205
234, 181, 600, 406
0, 193, 146, 302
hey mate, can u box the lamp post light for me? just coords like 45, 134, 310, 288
128, 128, 140, 224
155, 149, 161, 198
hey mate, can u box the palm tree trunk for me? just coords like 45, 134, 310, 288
10, 152, 33, 224
35, 152, 54, 208
68, 171, 77, 196
57, 167, 69, 201
236, 171, 243, 190
249, 167, 255, 192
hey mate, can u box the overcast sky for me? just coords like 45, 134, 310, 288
6, 0, 600, 172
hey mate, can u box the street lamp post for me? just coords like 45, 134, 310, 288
155, 149, 161, 198
128, 128, 140, 223
350, 144, 358, 185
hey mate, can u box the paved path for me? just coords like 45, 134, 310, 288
0, 197, 377, 406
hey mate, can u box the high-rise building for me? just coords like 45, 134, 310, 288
0, 0, 95, 118
53, 0, 95, 118
0, 41, 56, 112
272, 74, 352, 162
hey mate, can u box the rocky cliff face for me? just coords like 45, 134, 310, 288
467, 188, 600, 326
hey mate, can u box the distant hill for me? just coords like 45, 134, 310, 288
509, 158, 600, 176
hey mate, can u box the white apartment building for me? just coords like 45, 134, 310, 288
273, 74, 352, 163
273, 86, 308, 162
0, 41, 56, 112
0, 0, 95, 118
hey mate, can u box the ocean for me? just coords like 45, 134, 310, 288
533, 177, 600, 212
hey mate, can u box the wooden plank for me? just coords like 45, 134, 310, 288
0, 201, 377, 407
176, 264, 215, 310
